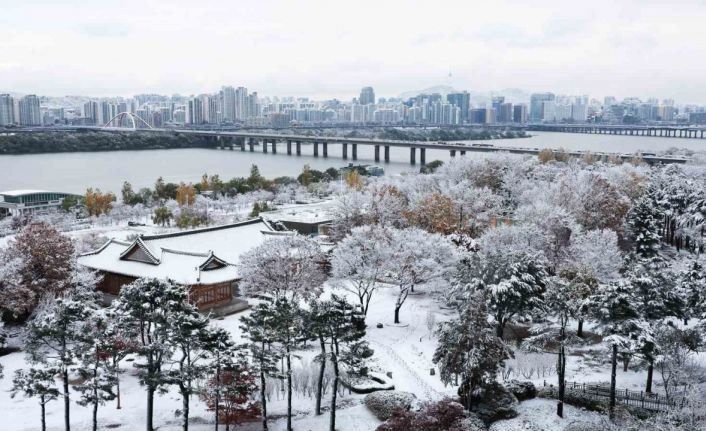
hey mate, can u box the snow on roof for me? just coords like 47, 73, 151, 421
261, 200, 335, 225
0, 189, 54, 196
78, 218, 275, 285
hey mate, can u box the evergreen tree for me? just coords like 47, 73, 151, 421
200, 327, 239, 431
433, 289, 511, 409
73, 316, 117, 431
165, 302, 214, 431
627, 188, 663, 259
11, 367, 60, 431
24, 289, 99, 431
110, 278, 188, 431
317, 295, 372, 431
97, 313, 137, 410
240, 298, 281, 431
680, 261, 706, 322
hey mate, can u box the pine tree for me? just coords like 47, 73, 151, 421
627, 188, 663, 259
165, 303, 214, 431
240, 298, 281, 431
100, 312, 138, 410
317, 295, 372, 431
24, 288, 99, 431
73, 316, 117, 431
433, 289, 511, 409
11, 367, 61, 431
110, 278, 189, 431
680, 261, 706, 322
200, 327, 239, 431
270, 297, 305, 431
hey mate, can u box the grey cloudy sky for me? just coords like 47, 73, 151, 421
2, 0, 706, 102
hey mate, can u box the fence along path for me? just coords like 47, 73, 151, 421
543, 380, 684, 412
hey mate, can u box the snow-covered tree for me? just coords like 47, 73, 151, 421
454, 249, 547, 338
240, 298, 281, 431
433, 289, 511, 409
627, 187, 663, 258
110, 278, 189, 431
96, 312, 137, 410
24, 287, 100, 431
316, 295, 371, 431
73, 316, 117, 431
200, 327, 240, 431
165, 301, 215, 431
238, 234, 327, 302
679, 260, 706, 322
1, 221, 75, 319
11, 367, 60, 431
384, 228, 456, 324
330, 225, 390, 318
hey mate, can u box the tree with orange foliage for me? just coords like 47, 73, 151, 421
200, 361, 260, 431
345, 169, 363, 189
405, 193, 457, 235
85, 188, 115, 216
176, 183, 196, 206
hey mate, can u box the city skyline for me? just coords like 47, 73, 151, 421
3, 0, 706, 103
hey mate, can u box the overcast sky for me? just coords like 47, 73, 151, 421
2, 0, 705, 102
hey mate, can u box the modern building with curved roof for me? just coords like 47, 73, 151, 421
0, 189, 79, 218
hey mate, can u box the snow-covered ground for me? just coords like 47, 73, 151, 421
0, 279, 642, 431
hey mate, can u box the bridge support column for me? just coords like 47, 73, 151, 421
313, 142, 319, 157
460, 150, 466, 156
323, 142, 328, 157
240, 138, 245, 151
374, 145, 380, 162
296, 141, 301, 156
450, 150, 456, 157
342, 143, 348, 159
410, 147, 416, 165
287, 140, 292, 155
262, 139, 268, 153
384, 146, 390, 163
248, 138, 255, 152
352, 144, 357, 160
420, 148, 426, 165
271, 140, 277, 154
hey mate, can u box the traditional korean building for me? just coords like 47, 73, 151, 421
78, 218, 287, 310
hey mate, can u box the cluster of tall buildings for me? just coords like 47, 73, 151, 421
0, 94, 42, 126
3, 86, 706, 128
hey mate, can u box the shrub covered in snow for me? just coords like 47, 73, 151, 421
504, 380, 537, 401
376, 398, 485, 431
364, 390, 417, 420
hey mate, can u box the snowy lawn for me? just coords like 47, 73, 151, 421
490, 398, 606, 431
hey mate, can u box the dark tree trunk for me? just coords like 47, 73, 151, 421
557, 331, 566, 418
63, 369, 71, 431
330, 354, 340, 431
496, 320, 504, 339
214, 359, 220, 431
577, 319, 584, 338
182, 387, 190, 431
260, 367, 268, 431
316, 336, 326, 415
394, 306, 401, 324
610, 344, 617, 421
40, 398, 46, 431
622, 353, 630, 372
147, 384, 155, 431
92, 363, 98, 431
287, 349, 293, 431
115, 359, 121, 410
646, 359, 654, 393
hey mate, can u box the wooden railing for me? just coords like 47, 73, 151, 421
543, 380, 684, 412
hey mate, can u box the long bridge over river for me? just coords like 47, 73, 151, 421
4, 125, 690, 165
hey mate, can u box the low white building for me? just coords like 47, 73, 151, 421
0, 190, 79, 218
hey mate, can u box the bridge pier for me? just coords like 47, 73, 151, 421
271, 140, 277, 154
460, 150, 466, 156
352, 144, 357, 160
262, 139, 268, 153
450, 150, 456, 157
313, 142, 319, 157
249, 138, 255, 152
384, 146, 390, 163
240, 138, 245, 151
287, 140, 292, 155
374, 145, 380, 162
323, 142, 328, 157
342, 143, 348, 159
410, 147, 416, 165
420, 148, 426, 165
296, 141, 301, 156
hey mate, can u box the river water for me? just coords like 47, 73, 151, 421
0, 132, 703, 194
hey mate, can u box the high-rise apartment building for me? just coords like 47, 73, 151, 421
447, 91, 470, 123
0, 94, 14, 125
19, 95, 41, 126
513, 104, 528, 123
83, 101, 99, 125
360, 87, 375, 105
498, 102, 513, 123
235, 87, 249, 120
222, 86, 236, 122
186, 97, 203, 124
529, 92, 555, 122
